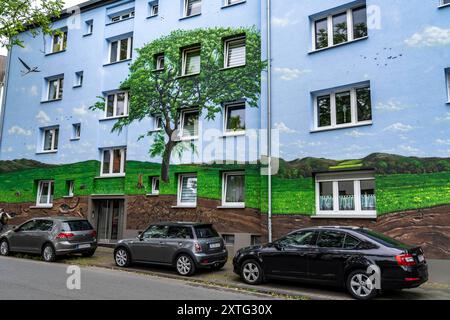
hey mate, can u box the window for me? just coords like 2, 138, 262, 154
313, 5, 367, 51
150, 176, 160, 195
177, 174, 197, 206
184, 0, 201, 17
51, 31, 67, 53
106, 92, 129, 118
18, 220, 38, 232
85, 20, 93, 35
47, 76, 64, 101
225, 0, 245, 6
316, 172, 376, 217
168, 226, 193, 239
224, 37, 246, 68
182, 46, 201, 75
42, 127, 59, 152
251, 235, 261, 246
222, 234, 235, 245
222, 172, 245, 207
36, 180, 54, 207
149, 1, 159, 16
74, 71, 83, 87
110, 10, 135, 23
317, 231, 346, 248
314, 85, 371, 130
66, 180, 74, 197
155, 53, 165, 70
343, 234, 360, 249
72, 123, 81, 140
101, 148, 126, 176
441, 0, 450, 6
224, 102, 245, 134
141, 225, 169, 239
154, 115, 163, 130
180, 109, 199, 139
109, 37, 133, 63
35, 220, 54, 231
277, 230, 316, 247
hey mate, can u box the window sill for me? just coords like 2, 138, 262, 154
221, 1, 246, 9
82, 33, 93, 37
179, 13, 202, 21
146, 193, 160, 197
45, 49, 66, 56
105, 16, 134, 26
172, 205, 197, 209
220, 64, 246, 71
180, 136, 199, 141
36, 150, 58, 155
311, 121, 372, 133
217, 204, 245, 209
146, 14, 159, 19
95, 174, 126, 179
73, 85, 82, 89
222, 131, 246, 138
99, 115, 128, 121
311, 213, 377, 219
103, 59, 132, 67
70, 138, 80, 141
309, 36, 369, 54
41, 98, 62, 104
438, 3, 450, 9
30, 205, 53, 209
177, 73, 200, 79
63, 196, 74, 199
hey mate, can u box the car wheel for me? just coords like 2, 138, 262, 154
81, 249, 96, 258
176, 254, 196, 276
0, 239, 10, 256
211, 262, 226, 271
42, 244, 56, 262
346, 270, 378, 300
114, 247, 131, 267
240, 260, 263, 285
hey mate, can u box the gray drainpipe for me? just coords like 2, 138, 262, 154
266, 0, 273, 243
0, 51, 11, 154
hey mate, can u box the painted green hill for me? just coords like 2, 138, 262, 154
0, 159, 56, 173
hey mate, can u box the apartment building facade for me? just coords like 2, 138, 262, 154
0, 0, 449, 258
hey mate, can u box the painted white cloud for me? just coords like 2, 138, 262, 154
26, 145, 35, 151
436, 139, 450, 146
399, 145, 420, 154
73, 105, 88, 116
436, 113, 450, 122
273, 67, 311, 81
345, 130, 374, 138
8, 126, 32, 136
376, 100, 410, 112
405, 26, 450, 47
36, 110, 50, 124
272, 10, 299, 27
274, 122, 296, 134
384, 122, 414, 132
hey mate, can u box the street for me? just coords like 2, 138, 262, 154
0, 256, 272, 300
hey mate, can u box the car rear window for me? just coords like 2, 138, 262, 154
194, 225, 219, 239
357, 229, 408, 248
62, 220, 93, 232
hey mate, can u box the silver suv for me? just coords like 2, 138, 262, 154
114, 222, 228, 276
0, 217, 97, 262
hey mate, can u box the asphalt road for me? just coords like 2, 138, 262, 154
0, 256, 270, 300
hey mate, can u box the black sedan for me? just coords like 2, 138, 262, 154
233, 226, 428, 300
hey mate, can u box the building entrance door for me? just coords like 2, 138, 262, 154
95, 199, 124, 243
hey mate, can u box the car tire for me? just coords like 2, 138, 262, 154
81, 249, 96, 258
114, 247, 131, 267
42, 244, 56, 262
346, 269, 378, 300
0, 239, 10, 256
211, 262, 226, 271
240, 259, 263, 285
175, 254, 196, 277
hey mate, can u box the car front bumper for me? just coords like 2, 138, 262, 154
194, 250, 228, 268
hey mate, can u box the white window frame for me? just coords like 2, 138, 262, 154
223, 102, 246, 136
177, 174, 197, 207
85, 20, 93, 35
440, 0, 450, 8
224, 36, 246, 68
105, 91, 129, 119
182, 46, 201, 76
100, 147, 126, 177
311, 5, 367, 51
313, 84, 372, 131
41, 127, 59, 152
184, 0, 202, 17
36, 180, 54, 207
51, 31, 67, 53
108, 37, 133, 63
315, 171, 376, 218
151, 176, 160, 195
72, 123, 81, 140
74, 71, 83, 87
224, 0, 245, 6
155, 54, 165, 70
110, 10, 135, 23
180, 109, 199, 140
47, 77, 64, 101
221, 171, 245, 208
67, 180, 75, 197
154, 115, 163, 131
150, 2, 159, 16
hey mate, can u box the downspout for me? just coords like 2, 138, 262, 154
0, 51, 11, 154
266, 0, 273, 243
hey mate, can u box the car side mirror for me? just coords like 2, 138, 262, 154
12, 226, 19, 232
272, 242, 283, 251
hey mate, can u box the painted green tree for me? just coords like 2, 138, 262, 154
91, 27, 265, 183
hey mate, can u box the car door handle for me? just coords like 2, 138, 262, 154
159, 241, 166, 245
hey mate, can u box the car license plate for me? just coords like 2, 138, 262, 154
418, 255, 425, 262
78, 244, 91, 249
210, 243, 221, 249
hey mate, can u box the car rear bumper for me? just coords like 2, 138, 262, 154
382, 264, 429, 290
194, 250, 228, 268
55, 241, 97, 255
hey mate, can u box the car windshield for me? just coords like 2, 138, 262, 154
194, 225, 219, 239
62, 220, 93, 231
357, 229, 408, 248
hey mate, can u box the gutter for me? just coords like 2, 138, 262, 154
266, 0, 273, 243
0, 51, 11, 155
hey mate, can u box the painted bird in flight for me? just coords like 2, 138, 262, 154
18, 57, 41, 75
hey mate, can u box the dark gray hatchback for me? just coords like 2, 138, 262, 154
114, 222, 228, 276
0, 217, 97, 262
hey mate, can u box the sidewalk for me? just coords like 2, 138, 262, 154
58, 246, 450, 300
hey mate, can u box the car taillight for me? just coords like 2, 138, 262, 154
194, 242, 202, 253
395, 253, 416, 266
90, 230, 97, 238
56, 232, 74, 239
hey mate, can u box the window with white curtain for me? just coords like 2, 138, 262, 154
36, 180, 54, 207
109, 37, 133, 63
41, 127, 59, 152
106, 92, 129, 118
184, 0, 202, 17
222, 172, 245, 207
177, 174, 197, 206
101, 148, 126, 176
224, 36, 246, 68
51, 30, 67, 53
47, 76, 64, 101
182, 46, 201, 75
180, 109, 199, 139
